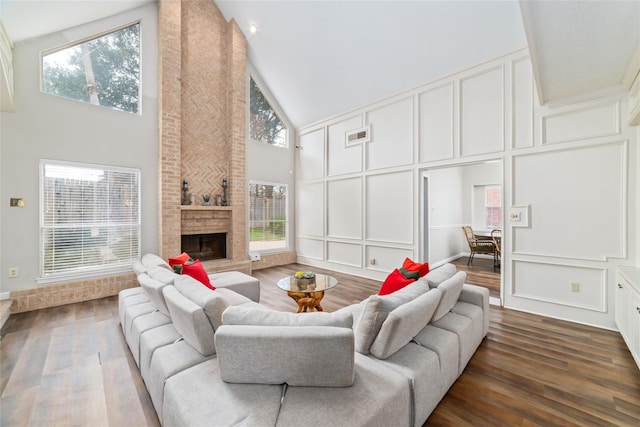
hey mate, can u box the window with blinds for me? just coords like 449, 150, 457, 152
40, 160, 141, 280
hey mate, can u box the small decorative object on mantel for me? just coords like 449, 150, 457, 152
294, 271, 316, 290
182, 180, 189, 205
222, 178, 229, 206
202, 194, 211, 206
215, 194, 222, 206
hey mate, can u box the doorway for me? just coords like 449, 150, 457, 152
420, 160, 503, 303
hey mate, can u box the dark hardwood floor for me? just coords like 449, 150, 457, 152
1, 262, 638, 426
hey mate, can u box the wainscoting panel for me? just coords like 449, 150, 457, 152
296, 238, 324, 260
365, 170, 413, 244
512, 260, 606, 312
512, 142, 626, 261
512, 57, 534, 149
327, 114, 363, 176
327, 177, 363, 239
460, 65, 504, 157
365, 245, 414, 274
297, 127, 325, 180
366, 97, 413, 170
296, 182, 324, 237
327, 241, 362, 268
542, 100, 621, 145
419, 82, 455, 162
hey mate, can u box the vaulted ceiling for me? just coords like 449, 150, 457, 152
1, 0, 639, 128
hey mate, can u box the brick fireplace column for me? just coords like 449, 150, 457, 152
158, 0, 182, 258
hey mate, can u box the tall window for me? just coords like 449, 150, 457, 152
249, 76, 287, 147
42, 23, 140, 114
485, 186, 502, 229
249, 183, 287, 252
40, 160, 141, 280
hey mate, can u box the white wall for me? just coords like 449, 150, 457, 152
0, 4, 158, 294
296, 49, 638, 330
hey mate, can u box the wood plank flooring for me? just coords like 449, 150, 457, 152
1, 262, 638, 426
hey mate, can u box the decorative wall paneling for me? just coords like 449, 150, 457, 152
297, 128, 325, 180
512, 260, 607, 312
296, 182, 324, 237
512, 56, 535, 149
296, 48, 637, 332
327, 115, 363, 176
296, 238, 324, 261
365, 170, 414, 244
418, 82, 455, 162
326, 241, 362, 268
365, 97, 414, 170
365, 245, 415, 274
511, 141, 627, 261
459, 65, 505, 157
542, 100, 621, 145
326, 177, 363, 239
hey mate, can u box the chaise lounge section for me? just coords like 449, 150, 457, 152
119, 254, 489, 426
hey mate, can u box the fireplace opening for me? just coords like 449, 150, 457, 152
181, 233, 227, 261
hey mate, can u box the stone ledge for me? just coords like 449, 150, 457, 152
202, 258, 252, 275
0, 299, 14, 332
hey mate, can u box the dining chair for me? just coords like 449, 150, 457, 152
491, 229, 501, 270
461, 226, 495, 266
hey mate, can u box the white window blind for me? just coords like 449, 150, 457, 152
40, 160, 141, 280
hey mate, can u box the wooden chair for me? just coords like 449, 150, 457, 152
461, 226, 495, 266
491, 229, 501, 270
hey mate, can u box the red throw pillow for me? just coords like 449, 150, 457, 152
378, 269, 416, 296
168, 252, 191, 268
402, 257, 430, 277
181, 260, 216, 290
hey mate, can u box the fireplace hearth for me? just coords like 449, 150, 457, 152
181, 233, 227, 261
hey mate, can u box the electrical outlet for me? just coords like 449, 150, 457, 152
370, 258, 376, 265
8, 267, 19, 278
571, 282, 580, 293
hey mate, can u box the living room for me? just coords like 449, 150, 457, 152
1, 0, 639, 425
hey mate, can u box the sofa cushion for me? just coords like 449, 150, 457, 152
402, 257, 430, 277
173, 275, 255, 330
216, 325, 355, 387
142, 253, 172, 270
181, 260, 215, 290
354, 280, 430, 354
370, 288, 442, 359
137, 273, 172, 316
431, 271, 466, 322
162, 360, 283, 427
378, 268, 416, 296
162, 285, 216, 356
276, 353, 412, 427
147, 265, 178, 285
424, 263, 457, 288
208, 271, 260, 302
222, 305, 353, 328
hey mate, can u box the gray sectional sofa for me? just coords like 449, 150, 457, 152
119, 254, 490, 426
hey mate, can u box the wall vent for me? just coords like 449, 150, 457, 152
345, 125, 370, 146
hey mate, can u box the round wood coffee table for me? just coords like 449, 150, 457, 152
276, 274, 338, 313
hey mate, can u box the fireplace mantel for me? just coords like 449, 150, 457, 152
180, 206, 232, 211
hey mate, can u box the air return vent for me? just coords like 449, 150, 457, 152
345, 125, 370, 146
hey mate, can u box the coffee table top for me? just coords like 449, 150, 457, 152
276, 273, 338, 293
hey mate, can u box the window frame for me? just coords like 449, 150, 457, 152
38, 159, 141, 284
483, 185, 502, 230
40, 20, 142, 115
248, 69, 289, 149
248, 180, 290, 254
